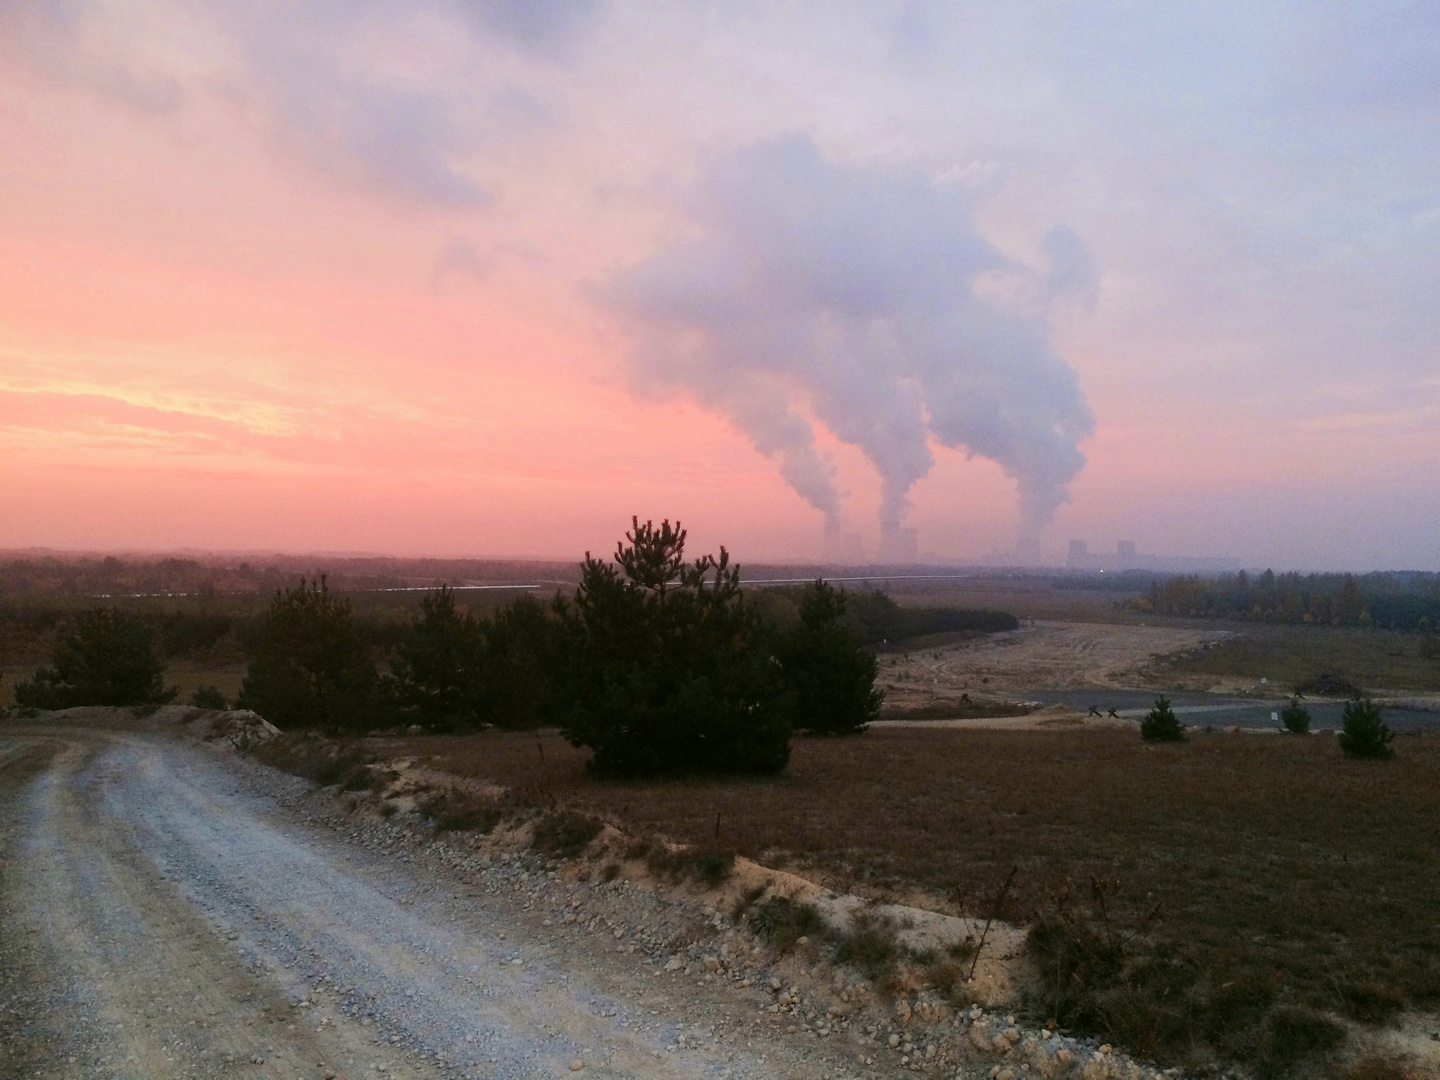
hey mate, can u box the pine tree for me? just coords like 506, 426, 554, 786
237, 577, 382, 732
1280, 696, 1310, 734
560, 517, 792, 776
15, 606, 174, 709
391, 586, 484, 731
779, 579, 881, 735
1337, 699, 1394, 760
1140, 695, 1185, 742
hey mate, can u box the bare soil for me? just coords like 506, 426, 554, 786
876, 620, 1229, 712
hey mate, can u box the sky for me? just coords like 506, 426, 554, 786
1, 0, 1436, 570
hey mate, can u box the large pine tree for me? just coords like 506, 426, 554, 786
559, 517, 793, 776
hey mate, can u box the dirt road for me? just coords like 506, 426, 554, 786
0, 726, 869, 1080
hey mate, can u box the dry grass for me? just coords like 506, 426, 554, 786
346, 725, 1440, 1069
1158, 624, 1440, 692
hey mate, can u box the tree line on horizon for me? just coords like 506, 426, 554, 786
12, 518, 952, 775
1134, 568, 1440, 630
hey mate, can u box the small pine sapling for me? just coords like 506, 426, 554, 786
1337, 699, 1394, 760
1140, 695, 1185, 742
1280, 697, 1310, 735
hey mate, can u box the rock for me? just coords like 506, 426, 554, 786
664, 956, 684, 972
703, 956, 723, 973
570, 1059, 584, 1071
888, 1034, 901, 1048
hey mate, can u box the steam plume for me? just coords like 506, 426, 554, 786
600, 135, 1095, 548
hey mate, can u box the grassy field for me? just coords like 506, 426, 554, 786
302, 725, 1440, 1072
1159, 624, 1440, 693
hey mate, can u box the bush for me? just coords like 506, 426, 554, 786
1140, 696, 1185, 742
531, 810, 602, 858
1280, 697, 1310, 734
779, 580, 881, 735
14, 606, 175, 709
190, 684, 229, 710
644, 844, 736, 887
391, 587, 567, 733
1337, 979, 1406, 1024
418, 791, 504, 835
748, 895, 826, 953
559, 518, 793, 776
1338, 699, 1394, 759
237, 577, 385, 732
833, 910, 903, 980
1256, 1007, 1344, 1075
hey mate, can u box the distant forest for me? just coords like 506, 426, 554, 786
0, 554, 570, 597
1133, 570, 1440, 630
0, 554, 1017, 669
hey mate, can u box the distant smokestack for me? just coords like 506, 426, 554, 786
598, 135, 1095, 553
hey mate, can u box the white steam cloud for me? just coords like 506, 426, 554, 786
600, 134, 1095, 549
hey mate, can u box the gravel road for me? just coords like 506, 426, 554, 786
0, 726, 876, 1080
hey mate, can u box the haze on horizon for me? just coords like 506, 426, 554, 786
1, 2, 1436, 572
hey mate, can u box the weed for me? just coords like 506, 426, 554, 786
622, 837, 654, 861
190, 684, 229, 710
379, 802, 398, 818
339, 765, 381, 793
645, 844, 736, 887
1256, 1007, 1345, 1076
833, 910, 902, 981
1343, 1055, 1412, 1080
531, 810, 602, 858
749, 896, 826, 954
253, 734, 371, 787
731, 883, 769, 921
418, 791, 504, 835
601, 861, 622, 882
1338, 979, 1407, 1024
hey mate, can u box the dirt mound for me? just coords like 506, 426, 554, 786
150, 705, 282, 749
1296, 673, 1364, 698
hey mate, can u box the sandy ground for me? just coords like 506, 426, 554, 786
878, 621, 1228, 711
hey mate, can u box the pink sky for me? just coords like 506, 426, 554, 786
2, 2, 1437, 570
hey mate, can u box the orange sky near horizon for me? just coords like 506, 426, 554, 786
3, 2, 1437, 571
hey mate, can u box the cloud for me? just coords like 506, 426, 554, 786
1040, 224, 1099, 311
450, 0, 602, 56
0, 0, 184, 115
431, 236, 495, 292
256, 47, 493, 210
600, 134, 1095, 544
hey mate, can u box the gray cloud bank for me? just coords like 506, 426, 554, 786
600, 135, 1095, 545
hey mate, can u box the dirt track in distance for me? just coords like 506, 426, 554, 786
0, 725, 867, 1080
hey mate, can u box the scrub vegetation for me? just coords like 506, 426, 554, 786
334, 724, 1438, 1076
